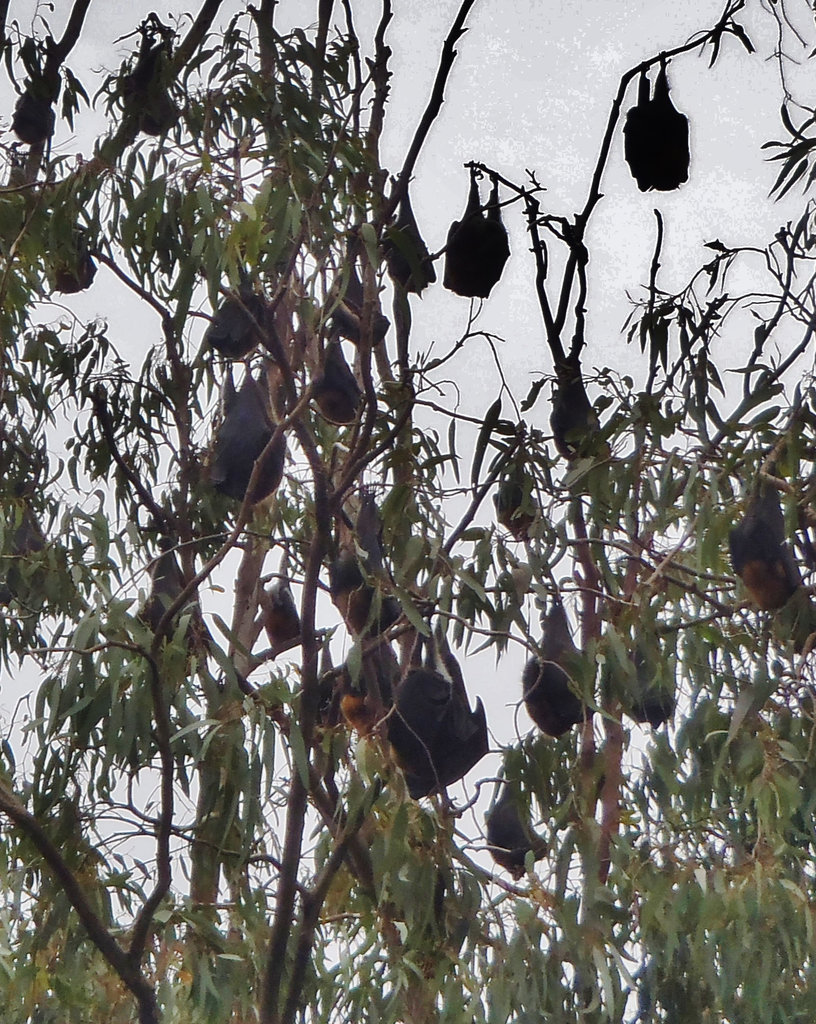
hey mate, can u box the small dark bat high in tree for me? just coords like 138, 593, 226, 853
729, 487, 801, 610
329, 264, 390, 345
550, 358, 600, 460
313, 340, 362, 425
443, 171, 510, 299
261, 579, 301, 650
211, 372, 286, 504
388, 632, 489, 799
54, 254, 97, 294
12, 89, 55, 146
122, 19, 179, 137
623, 63, 690, 192
329, 492, 401, 637
384, 190, 437, 295
52, 235, 97, 294
493, 472, 537, 541
625, 638, 675, 729
485, 783, 547, 879
522, 601, 586, 737
139, 536, 186, 632
205, 287, 267, 359
0, 499, 45, 605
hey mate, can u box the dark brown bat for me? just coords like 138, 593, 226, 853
12, 91, 55, 146
443, 173, 510, 299
625, 639, 675, 729
485, 784, 547, 879
330, 264, 390, 344
729, 488, 801, 610
140, 536, 186, 632
122, 19, 179, 137
384, 190, 437, 295
0, 500, 45, 605
313, 341, 362, 425
211, 372, 286, 504
388, 632, 488, 799
523, 602, 586, 737
550, 359, 600, 460
261, 579, 301, 650
205, 287, 267, 359
623, 64, 689, 192
53, 235, 97, 294
339, 640, 399, 736
493, 474, 536, 541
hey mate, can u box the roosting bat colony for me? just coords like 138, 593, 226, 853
3, 31, 805, 887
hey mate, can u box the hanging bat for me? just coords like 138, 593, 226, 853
485, 783, 547, 879
205, 287, 267, 359
330, 264, 390, 344
493, 473, 537, 541
550, 359, 600, 460
388, 631, 488, 798
261, 579, 301, 650
729, 487, 801, 610
623, 63, 689, 192
12, 90, 55, 146
139, 535, 186, 631
625, 637, 675, 729
444, 172, 510, 299
122, 18, 179, 137
522, 601, 586, 737
384, 190, 437, 295
313, 341, 362, 425
211, 371, 286, 504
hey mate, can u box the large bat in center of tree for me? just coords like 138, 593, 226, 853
623, 62, 689, 192
443, 170, 510, 298
211, 370, 286, 504
388, 629, 488, 798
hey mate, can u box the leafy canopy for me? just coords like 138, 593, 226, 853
1, 2, 816, 1023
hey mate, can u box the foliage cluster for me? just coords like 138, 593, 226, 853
1, 1, 816, 1023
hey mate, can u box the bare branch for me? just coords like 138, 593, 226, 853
172, 0, 226, 73
312, 0, 335, 101
390, 0, 478, 215
51, 0, 93, 63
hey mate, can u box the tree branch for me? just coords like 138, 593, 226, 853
644, 209, 665, 392
0, 781, 159, 1024
261, 464, 331, 1022
90, 384, 171, 531
391, 0, 478, 214
128, 654, 174, 964
281, 785, 378, 1024
312, 0, 335, 101
0, 0, 10, 44
172, 0, 226, 73
52, 0, 93, 63
552, 2, 748, 340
